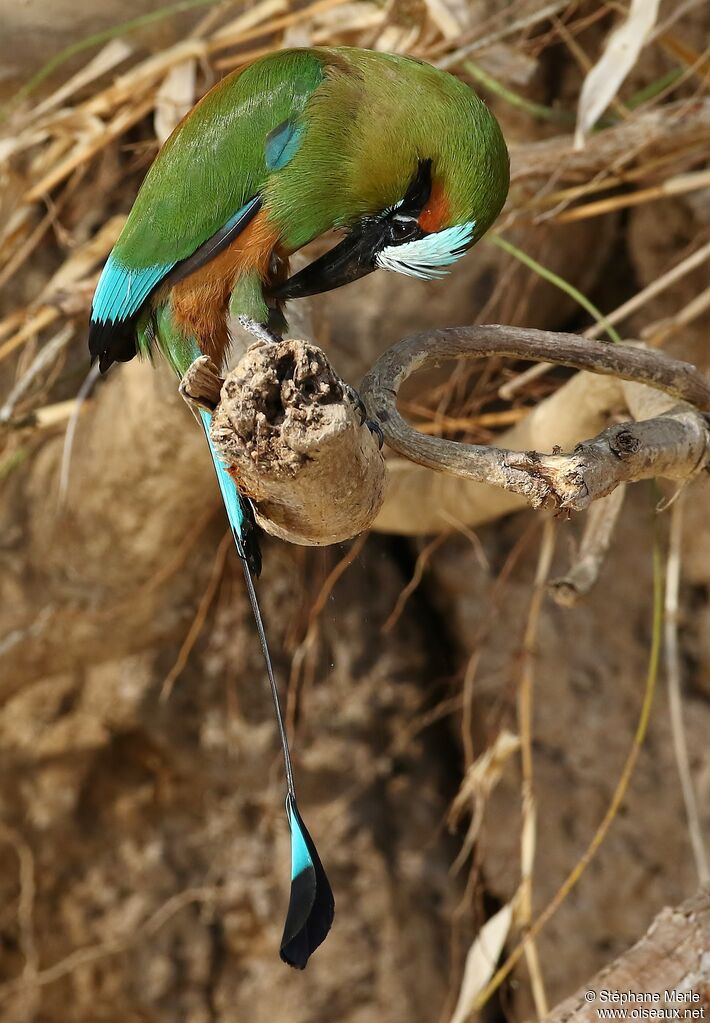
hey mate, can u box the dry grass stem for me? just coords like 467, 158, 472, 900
554, 168, 710, 223
287, 533, 368, 733
382, 533, 448, 633
549, 486, 627, 606
643, 281, 710, 346
0, 888, 218, 1002
472, 535, 664, 1011
516, 518, 555, 1018
664, 495, 710, 883
499, 238, 710, 399
160, 528, 233, 701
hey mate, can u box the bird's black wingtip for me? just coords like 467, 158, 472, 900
88, 318, 138, 374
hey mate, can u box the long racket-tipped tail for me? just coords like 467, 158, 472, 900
199, 411, 334, 967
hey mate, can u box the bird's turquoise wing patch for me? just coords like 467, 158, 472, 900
265, 119, 304, 172
92, 254, 175, 324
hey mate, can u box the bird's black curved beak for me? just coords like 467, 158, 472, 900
272, 223, 381, 301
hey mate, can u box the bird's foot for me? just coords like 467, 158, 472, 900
344, 383, 384, 449
365, 419, 385, 449
343, 382, 367, 425
237, 315, 283, 346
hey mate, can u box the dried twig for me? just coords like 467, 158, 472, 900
200, 327, 709, 544
664, 495, 710, 883
517, 519, 555, 1019
549, 486, 627, 606
361, 325, 710, 516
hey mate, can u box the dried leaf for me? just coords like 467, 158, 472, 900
575, 0, 661, 149
449, 903, 514, 1023
154, 59, 197, 145
448, 730, 520, 873
449, 730, 520, 824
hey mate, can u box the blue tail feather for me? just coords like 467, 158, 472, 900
289, 798, 315, 879
199, 410, 261, 576
91, 255, 175, 327
199, 410, 246, 536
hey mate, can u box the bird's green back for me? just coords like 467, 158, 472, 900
113, 49, 325, 269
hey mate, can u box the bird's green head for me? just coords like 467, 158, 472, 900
273, 49, 510, 300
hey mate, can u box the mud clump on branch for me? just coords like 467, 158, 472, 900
204, 339, 385, 546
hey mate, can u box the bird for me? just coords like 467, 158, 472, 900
88, 45, 509, 968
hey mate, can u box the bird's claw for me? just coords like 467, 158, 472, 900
353, 395, 368, 426
344, 383, 367, 425
365, 419, 385, 449
344, 384, 384, 447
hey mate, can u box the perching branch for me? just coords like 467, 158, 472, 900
186, 325, 710, 549
361, 325, 710, 512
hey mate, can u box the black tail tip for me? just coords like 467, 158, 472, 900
279, 802, 334, 969
279, 861, 335, 968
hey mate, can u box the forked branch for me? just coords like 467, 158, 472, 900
360, 325, 710, 514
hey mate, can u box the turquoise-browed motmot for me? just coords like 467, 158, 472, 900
89, 46, 509, 968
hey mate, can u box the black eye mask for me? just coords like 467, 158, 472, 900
272, 159, 434, 300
